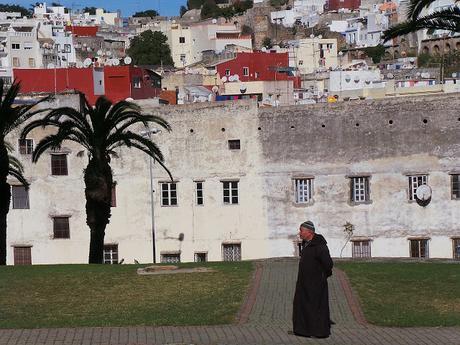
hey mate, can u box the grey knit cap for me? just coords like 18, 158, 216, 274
300, 220, 315, 232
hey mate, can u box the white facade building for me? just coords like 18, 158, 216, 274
271, 0, 326, 27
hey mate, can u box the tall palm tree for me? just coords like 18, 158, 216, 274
0, 80, 49, 265
383, 0, 460, 42
21, 94, 172, 264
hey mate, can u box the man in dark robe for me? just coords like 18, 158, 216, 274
292, 220, 333, 338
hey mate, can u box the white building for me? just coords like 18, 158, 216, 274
271, 0, 326, 27
6, 94, 460, 265
329, 68, 383, 92
7, 22, 43, 69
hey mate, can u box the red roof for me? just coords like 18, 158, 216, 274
65, 26, 99, 37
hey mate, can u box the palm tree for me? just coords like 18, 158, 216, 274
0, 80, 49, 265
21, 94, 172, 264
383, 0, 460, 42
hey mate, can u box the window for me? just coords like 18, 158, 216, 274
194, 252, 207, 262
18, 138, 33, 154
255, 72, 260, 78
179, 36, 185, 43
352, 240, 371, 258
294, 178, 313, 204
225, 69, 230, 76
161, 253, 180, 263
222, 181, 238, 204
180, 54, 186, 63
243, 67, 249, 76
24, 42, 33, 50
111, 184, 117, 207
195, 181, 204, 205
453, 238, 460, 260
11, 43, 20, 50
161, 182, 177, 206
11, 186, 29, 209
12, 57, 20, 67
132, 76, 141, 88
350, 176, 370, 203
64, 44, 71, 53
53, 217, 70, 239
299, 60, 304, 65
14, 247, 31, 265
451, 174, 460, 199
28, 58, 35, 67
408, 175, 428, 201
104, 244, 118, 264
410, 239, 429, 258
223, 243, 241, 261
51, 154, 68, 175
228, 139, 240, 150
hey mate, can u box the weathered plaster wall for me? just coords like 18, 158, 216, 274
258, 95, 460, 258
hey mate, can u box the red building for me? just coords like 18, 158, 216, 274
214, 52, 300, 87
65, 26, 99, 37
13, 66, 161, 105
326, 0, 361, 11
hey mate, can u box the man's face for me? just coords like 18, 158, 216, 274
299, 226, 314, 241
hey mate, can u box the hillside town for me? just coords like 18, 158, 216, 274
1, 0, 460, 266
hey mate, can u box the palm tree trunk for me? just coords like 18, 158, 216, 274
85, 157, 112, 264
0, 144, 10, 265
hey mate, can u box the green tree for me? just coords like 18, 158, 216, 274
383, 0, 460, 42
0, 80, 49, 265
127, 30, 173, 66
82, 6, 99, 15
200, 0, 220, 19
364, 44, 386, 63
180, 5, 188, 17
262, 36, 273, 49
187, 0, 205, 10
133, 9, 159, 18
21, 95, 172, 264
1, 3, 31, 16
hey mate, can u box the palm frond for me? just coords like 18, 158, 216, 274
406, 0, 438, 21
107, 131, 165, 162
8, 166, 29, 188
31, 134, 66, 162
8, 154, 24, 173
383, 7, 460, 42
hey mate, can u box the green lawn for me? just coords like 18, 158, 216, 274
336, 261, 460, 327
0, 261, 253, 329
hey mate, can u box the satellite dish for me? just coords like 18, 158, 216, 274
387, 73, 394, 79
212, 85, 219, 93
124, 56, 132, 65
212, 19, 217, 24
228, 75, 235, 82
112, 59, 120, 66
105, 59, 113, 66
345, 75, 351, 82
234, 74, 240, 81
452, 72, 458, 78
261, 47, 266, 52
239, 84, 247, 94
106, 51, 112, 56
47, 63, 55, 68
76, 61, 83, 68
83, 58, 92, 67
97, 49, 103, 55
221, 76, 227, 82
354, 76, 360, 83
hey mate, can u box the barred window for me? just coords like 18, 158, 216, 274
161, 253, 180, 263
14, 247, 31, 265
51, 154, 68, 176
228, 139, 240, 150
111, 184, 117, 207
453, 238, 460, 260
222, 243, 241, 261
410, 239, 429, 258
11, 186, 29, 209
194, 252, 207, 262
294, 178, 313, 203
103, 244, 118, 264
451, 174, 460, 199
195, 181, 204, 205
408, 175, 427, 201
18, 138, 33, 154
161, 182, 177, 206
53, 217, 70, 239
352, 240, 371, 258
350, 176, 370, 203
222, 181, 238, 204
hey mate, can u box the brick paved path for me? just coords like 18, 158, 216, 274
1, 258, 460, 345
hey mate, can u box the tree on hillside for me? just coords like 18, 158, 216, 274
133, 9, 159, 18
127, 30, 173, 66
21, 95, 173, 264
383, 0, 460, 42
0, 80, 49, 265
1, 3, 31, 17
187, 0, 205, 10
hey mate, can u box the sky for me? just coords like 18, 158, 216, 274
11, 0, 188, 17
